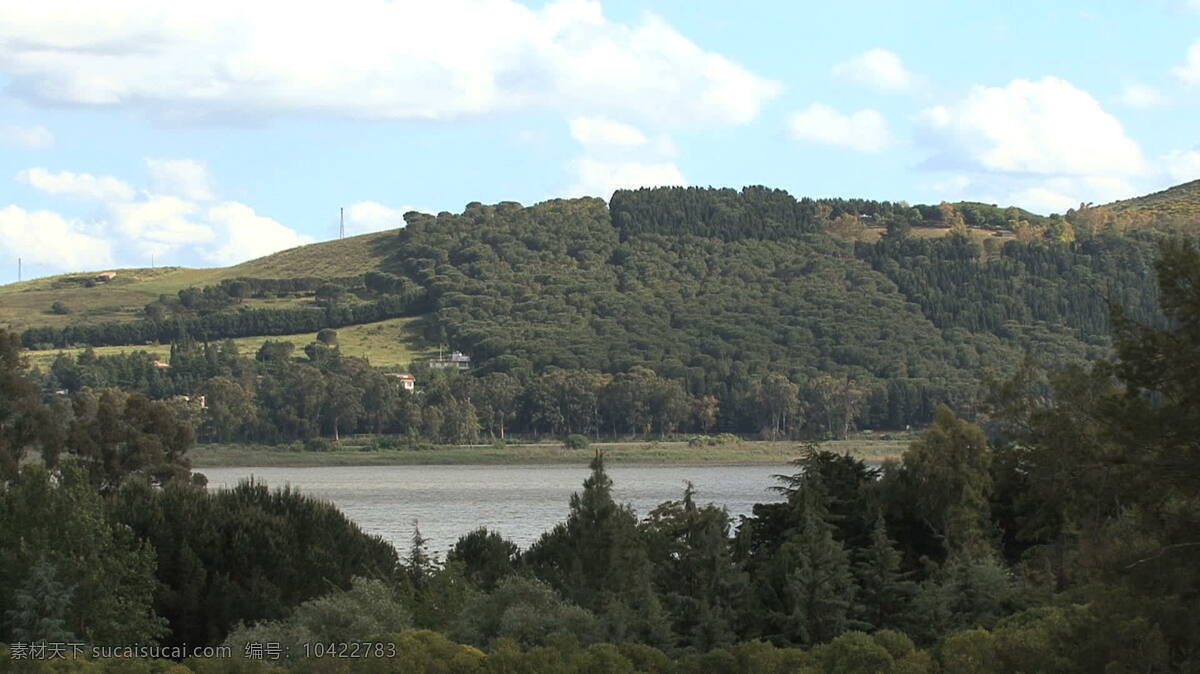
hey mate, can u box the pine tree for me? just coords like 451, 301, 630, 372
4, 558, 77, 643
525, 452, 671, 645
852, 517, 916, 632
757, 479, 857, 646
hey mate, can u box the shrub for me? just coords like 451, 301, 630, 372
563, 434, 590, 450
303, 437, 334, 452
49, 301, 71, 315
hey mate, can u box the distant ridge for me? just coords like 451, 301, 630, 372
1104, 179, 1200, 218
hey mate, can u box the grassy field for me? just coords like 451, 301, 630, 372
22, 315, 432, 369
189, 438, 909, 468
0, 229, 400, 333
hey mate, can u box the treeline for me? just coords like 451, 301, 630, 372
43, 342, 901, 442
609, 186, 1060, 242
22, 290, 427, 349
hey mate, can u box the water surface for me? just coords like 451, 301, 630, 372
200, 463, 789, 553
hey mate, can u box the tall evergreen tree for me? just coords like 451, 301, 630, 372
754, 479, 857, 646
852, 517, 916, 633
525, 453, 671, 645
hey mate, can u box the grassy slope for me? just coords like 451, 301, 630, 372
22, 315, 432, 370
189, 438, 909, 467
0, 229, 400, 333
1107, 179, 1200, 218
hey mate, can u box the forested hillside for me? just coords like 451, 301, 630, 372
3, 184, 1182, 436
394, 189, 1163, 431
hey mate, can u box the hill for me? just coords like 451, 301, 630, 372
1107, 178, 1200, 215
1065, 179, 1200, 233
0, 229, 400, 333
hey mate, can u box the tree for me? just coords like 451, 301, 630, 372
902, 405, 994, 559
223, 577, 411, 657
450, 577, 601, 649
448, 527, 519, 592
756, 481, 857, 647
0, 462, 166, 644
316, 328, 338, 345
0, 329, 60, 481
852, 518, 916, 633
199, 376, 256, 442
750, 374, 802, 440
641, 483, 747, 650
476, 373, 519, 440
525, 453, 671, 645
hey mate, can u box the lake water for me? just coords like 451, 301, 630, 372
199, 463, 790, 554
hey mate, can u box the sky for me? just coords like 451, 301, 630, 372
1, 0, 1199, 283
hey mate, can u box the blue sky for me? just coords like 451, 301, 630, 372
1, 0, 1198, 283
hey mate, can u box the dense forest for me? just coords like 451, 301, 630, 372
8, 188, 1174, 443
1, 236, 1199, 670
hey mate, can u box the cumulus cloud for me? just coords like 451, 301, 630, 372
16, 167, 136, 202
111, 196, 215, 257
204, 202, 313, 265
146, 158, 215, 201
1175, 41, 1200, 85
918, 76, 1145, 177
0, 205, 113, 270
567, 158, 685, 199
1120, 83, 1166, 108
0, 124, 54, 149
0, 0, 779, 126
788, 104, 893, 152
6, 160, 314, 274
831, 48, 912, 91
569, 117, 648, 147
345, 201, 417, 235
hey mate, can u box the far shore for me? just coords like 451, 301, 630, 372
188, 438, 909, 468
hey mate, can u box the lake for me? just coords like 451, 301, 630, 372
199, 463, 791, 554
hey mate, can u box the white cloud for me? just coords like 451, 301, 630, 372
1175, 41, 1200, 85
1120, 83, 1166, 108
567, 158, 685, 199
0, 0, 779, 126
16, 167, 136, 201
919, 76, 1145, 177
831, 48, 912, 91
111, 196, 215, 257
788, 104, 893, 152
0, 205, 113, 270
204, 202, 314, 265
0, 124, 54, 149
7, 159, 315, 272
345, 201, 417, 235
1163, 149, 1200, 183
569, 117, 647, 147
145, 158, 215, 201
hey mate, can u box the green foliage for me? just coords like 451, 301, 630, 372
448, 528, 519, 592
901, 405, 994, 558
222, 577, 410, 658
563, 434, 590, 450
524, 453, 671, 646
109, 477, 399, 647
0, 462, 166, 644
450, 576, 600, 649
